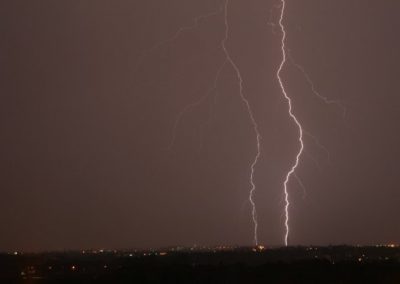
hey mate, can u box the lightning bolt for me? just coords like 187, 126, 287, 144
304, 130, 331, 165
222, 0, 261, 246
293, 173, 307, 200
197, 61, 227, 151
276, 0, 304, 247
166, 0, 260, 245
135, 0, 343, 248
168, 60, 226, 151
134, 2, 224, 72
287, 51, 347, 119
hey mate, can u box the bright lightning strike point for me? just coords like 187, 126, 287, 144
277, 0, 304, 247
222, 0, 261, 246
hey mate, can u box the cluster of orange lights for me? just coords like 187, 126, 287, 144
252, 245, 266, 252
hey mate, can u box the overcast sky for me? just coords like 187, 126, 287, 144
0, 0, 399, 251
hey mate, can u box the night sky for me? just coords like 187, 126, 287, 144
1, 0, 399, 252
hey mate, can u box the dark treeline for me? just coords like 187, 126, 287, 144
1, 246, 399, 283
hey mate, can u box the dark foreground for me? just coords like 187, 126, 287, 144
1, 246, 400, 283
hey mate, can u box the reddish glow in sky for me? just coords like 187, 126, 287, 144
0, 0, 399, 251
